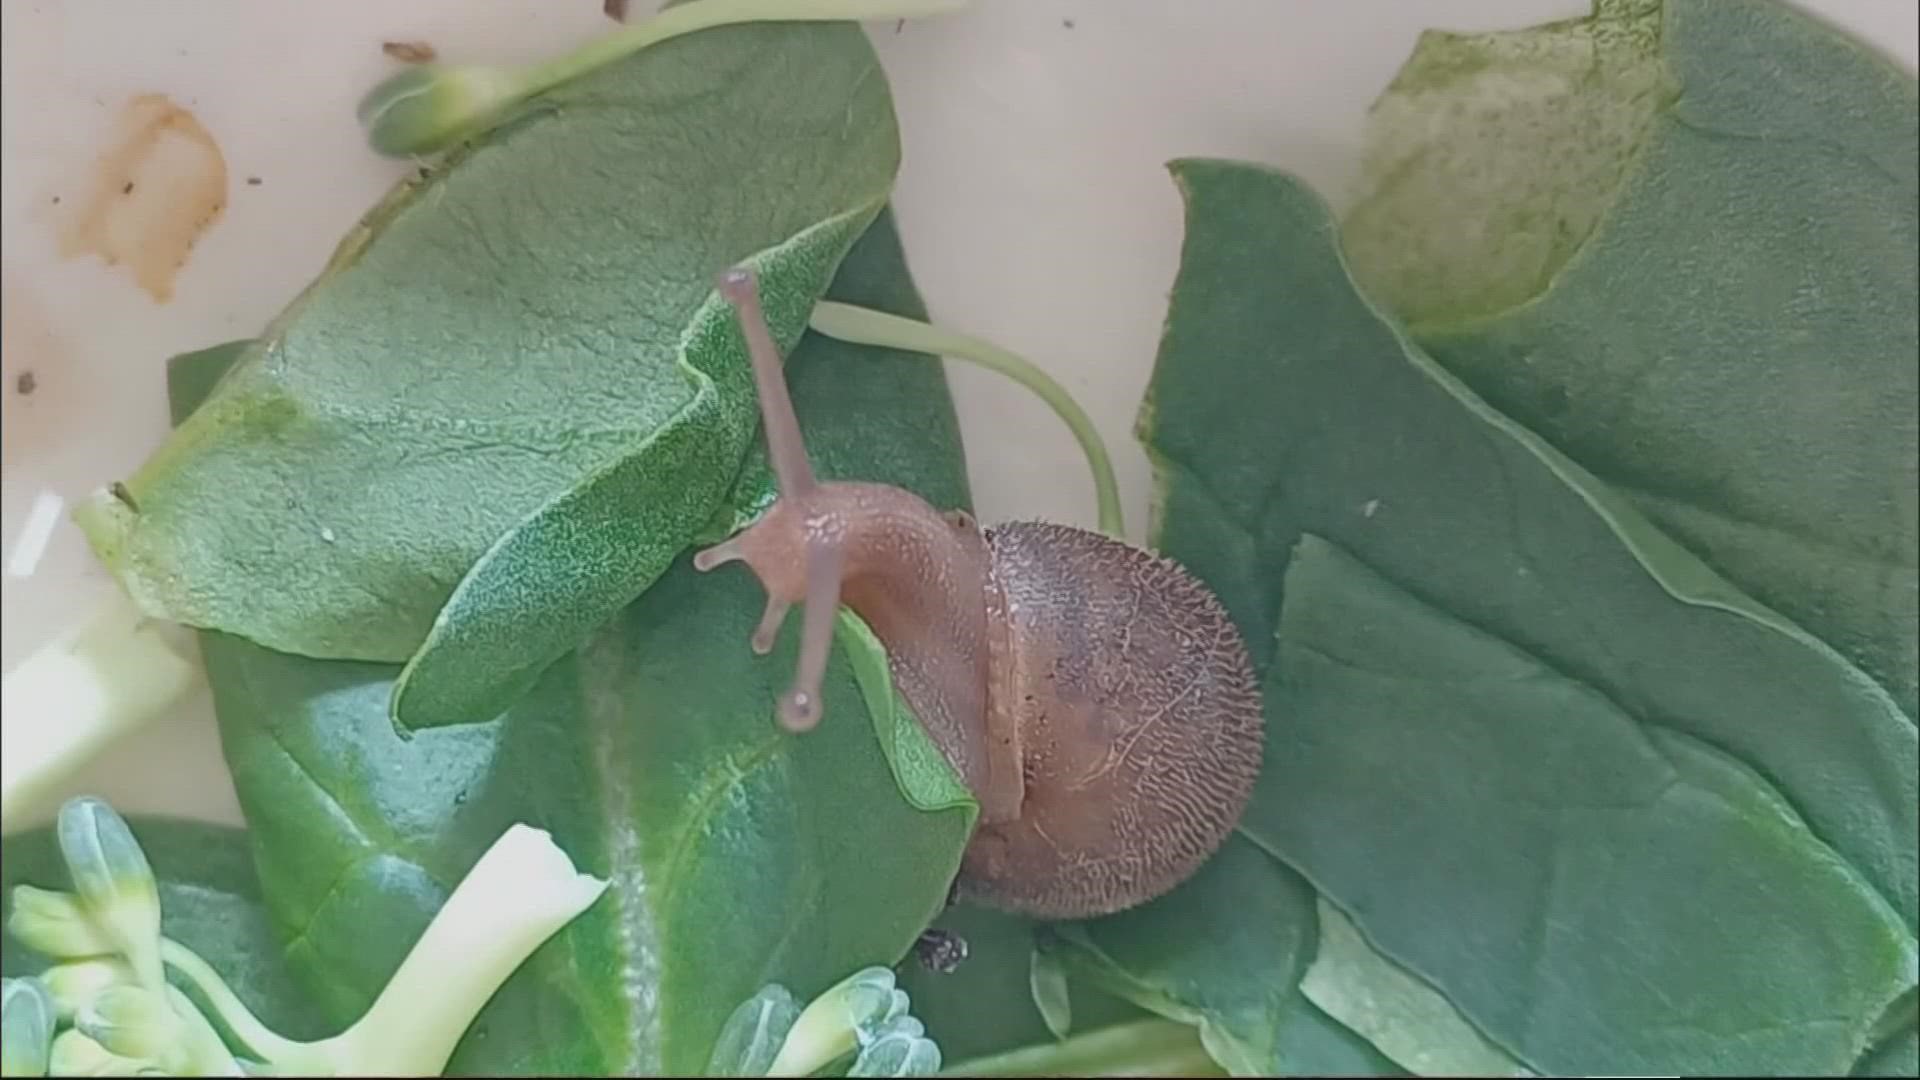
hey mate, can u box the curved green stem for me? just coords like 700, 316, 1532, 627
809, 302, 1126, 538
938, 1018, 1224, 1077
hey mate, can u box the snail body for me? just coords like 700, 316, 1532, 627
696, 268, 1265, 920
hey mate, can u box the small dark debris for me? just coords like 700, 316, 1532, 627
122, 181, 135, 195
246, 176, 263, 186
382, 40, 437, 64
603, 0, 629, 22
912, 928, 969, 975
16, 370, 37, 396
1063, 17, 1075, 28
894, 18, 905, 33
109, 482, 140, 513
50, 195, 60, 205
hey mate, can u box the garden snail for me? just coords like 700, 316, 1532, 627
694, 266, 1265, 922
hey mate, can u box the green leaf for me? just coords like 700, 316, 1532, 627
1027, 940, 1072, 1041
1345, 0, 1920, 717
1340, 0, 1673, 328
1855, 1021, 1918, 1078
183, 210, 980, 1076
79, 18, 904, 734
1045, 836, 1401, 1078
706, 983, 801, 1077
836, 612, 975, 816
1138, 159, 1918, 1074
938, 1017, 1227, 1079
1301, 900, 1531, 1077
1144, 155, 1917, 923
1266, 533, 1915, 1074
0, 817, 330, 1046
393, 204, 884, 733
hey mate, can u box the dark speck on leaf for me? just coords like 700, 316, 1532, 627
912, 928, 969, 974
16, 370, 37, 396
246, 176, 262, 186
604, 0, 629, 21
1063, 17, 1076, 28
122, 181, 135, 195
110, 482, 140, 513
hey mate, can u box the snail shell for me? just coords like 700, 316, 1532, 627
962, 519, 1264, 918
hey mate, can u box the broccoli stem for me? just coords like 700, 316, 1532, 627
1, 595, 200, 832
162, 824, 607, 1076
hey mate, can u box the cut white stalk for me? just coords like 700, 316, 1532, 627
1, 595, 200, 833
164, 824, 608, 1077
7, 491, 66, 579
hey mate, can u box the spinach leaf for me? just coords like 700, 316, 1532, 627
0, 816, 329, 1044
1044, 836, 1401, 1078
1856, 1022, 1918, 1078
178, 212, 981, 1076
1345, 0, 1920, 717
1138, 158, 1917, 1074
79, 19, 904, 734
1300, 901, 1530, 1078
1340, 0, 1672, 329
1269, 533, 1913, 1075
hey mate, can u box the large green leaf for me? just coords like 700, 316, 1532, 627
78, 18, 903, 733
1855, 1021, 1918, 1078
1299, 901, 1530, 1078
1340, 0, 1672, 329
1345, 0, 1920, 717
176, 212, 980, 1076
0, 816, 330, 1045
1268, 534, 1913, 1075
1138, 158, 1918, 1074
1044, 835, 1401, 1078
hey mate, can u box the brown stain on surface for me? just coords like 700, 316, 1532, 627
56, 94, 227, 303
381, 40, 437, 63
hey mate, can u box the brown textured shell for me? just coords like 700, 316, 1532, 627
957, 520, 1266, 919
